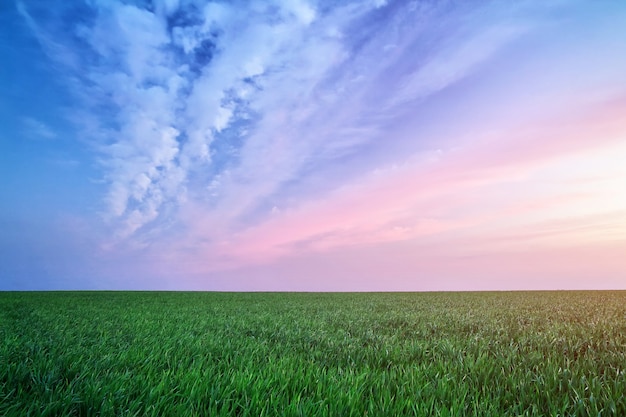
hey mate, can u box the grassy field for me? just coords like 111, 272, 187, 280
1, 291, 625, 416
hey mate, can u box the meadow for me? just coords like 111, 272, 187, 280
1, 291, 625, 416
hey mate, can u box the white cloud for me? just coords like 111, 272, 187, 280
62, 0, 350, 241
153, 0, 181, 17
281, 0, 317, 25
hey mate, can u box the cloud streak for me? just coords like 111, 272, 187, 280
21, 117, 58, 140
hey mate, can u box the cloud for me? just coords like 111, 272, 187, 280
15, 1, 79, 69
388, 23, 527, 107
87, 0, 358, 241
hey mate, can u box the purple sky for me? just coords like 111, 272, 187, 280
1, 0, 625, 290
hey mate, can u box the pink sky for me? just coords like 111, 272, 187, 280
121, 95, 626, 291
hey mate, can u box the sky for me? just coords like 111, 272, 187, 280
1, 0, 625, 291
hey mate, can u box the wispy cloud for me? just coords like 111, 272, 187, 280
21, 117, 58, 140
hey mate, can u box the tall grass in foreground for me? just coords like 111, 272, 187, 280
1, 291, 625, 416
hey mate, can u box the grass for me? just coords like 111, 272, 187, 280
1, 291, 625, 416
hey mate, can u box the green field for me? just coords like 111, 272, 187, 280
1, 291, 625, 416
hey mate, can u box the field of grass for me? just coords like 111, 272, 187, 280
1, 291, 625, 416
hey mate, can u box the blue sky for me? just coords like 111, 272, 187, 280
2, 0, 626, 290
